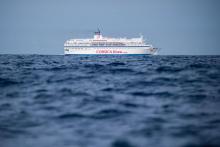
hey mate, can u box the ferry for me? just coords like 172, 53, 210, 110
64, 30, 158, 55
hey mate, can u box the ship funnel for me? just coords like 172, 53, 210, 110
94, 29, 102, 39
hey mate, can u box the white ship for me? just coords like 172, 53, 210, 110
64, 30, 158, 55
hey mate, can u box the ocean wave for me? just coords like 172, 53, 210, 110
0, 55, 220, 147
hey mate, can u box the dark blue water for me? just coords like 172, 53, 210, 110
0, 55, 220, 147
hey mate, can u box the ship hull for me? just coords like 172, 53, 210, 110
64, 47, 157, 55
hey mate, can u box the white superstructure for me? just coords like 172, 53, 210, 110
64, 30, 157, 55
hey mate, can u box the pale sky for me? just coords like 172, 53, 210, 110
0, 0, 220, 55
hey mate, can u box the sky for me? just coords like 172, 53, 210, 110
0, 0, 220, 55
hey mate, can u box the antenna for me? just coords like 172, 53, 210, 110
139, 33, 143, 38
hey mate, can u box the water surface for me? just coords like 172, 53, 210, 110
0, 55, 220, 147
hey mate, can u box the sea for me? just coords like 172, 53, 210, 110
0, 55, 220, 147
